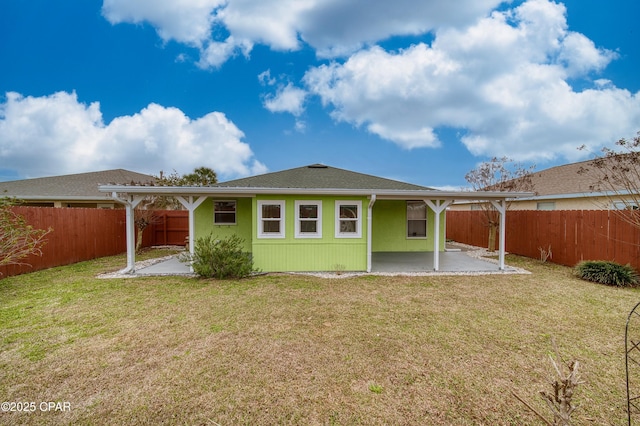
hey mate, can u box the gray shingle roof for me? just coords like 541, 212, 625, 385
0, 169, 155, 199
525, 155, 639, 196
217, 164, 433, 191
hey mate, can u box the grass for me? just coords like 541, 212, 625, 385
0, 250, 638, 425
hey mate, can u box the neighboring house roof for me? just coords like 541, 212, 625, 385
0, 169, 155, 201
216, 164, 433, 191
512, 155, 639, 201
525, 159, 602, 196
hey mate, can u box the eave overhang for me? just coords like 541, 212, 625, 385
98, 184, 534, 202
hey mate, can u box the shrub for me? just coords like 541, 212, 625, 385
185, 234, 257, 279
573, 260, 639, 287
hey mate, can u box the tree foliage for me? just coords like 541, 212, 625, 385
578, 131, 640, 229
152, 166, 218, 209
465, 157, 535, 251
0, 199, 52, 272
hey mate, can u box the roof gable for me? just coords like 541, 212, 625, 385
217, 164, 432, 191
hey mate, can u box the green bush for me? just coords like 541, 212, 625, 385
186, 234, 257, 279
573, 260, 639, 287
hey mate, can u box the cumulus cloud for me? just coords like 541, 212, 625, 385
302, 0, 640, 161
263, 83, 307, 116
102, 0, 225, 47
101, 0, 503, 66
0, 91, 266, 179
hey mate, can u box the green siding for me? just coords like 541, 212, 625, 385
193, 195, 446, 272
371, 200, 445, 252
194, 198, 252, 251
251, 195, 368, 272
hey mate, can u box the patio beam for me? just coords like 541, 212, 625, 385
424, 199, 452, 271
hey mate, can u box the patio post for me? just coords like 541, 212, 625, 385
176, 196, 208, 271
425, 199, 452, 271
112, 192, 145, 274
490, 199, 507, 270
367, 194, 376, 272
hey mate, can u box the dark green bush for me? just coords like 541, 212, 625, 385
186, 234, 257, 279
573, 260, 639, 287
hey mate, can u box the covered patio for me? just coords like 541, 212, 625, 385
130, 244, 526, 277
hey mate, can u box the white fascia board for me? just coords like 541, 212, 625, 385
98, 185, 533, 200
514, 189, 635, 202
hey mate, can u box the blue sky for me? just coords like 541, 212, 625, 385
1, 0, 638, 188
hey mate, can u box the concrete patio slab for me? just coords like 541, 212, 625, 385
135, 256, 193, 276
115, 246, 526, 278
371, 251, 513, 273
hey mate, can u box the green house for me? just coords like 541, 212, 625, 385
101, 164, 530, 273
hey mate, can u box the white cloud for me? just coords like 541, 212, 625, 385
302, 0, 640, 162
0, 91, 266, 179
263, 83, 307, 116
102, 0, 225, 47
101, 0, 504, 66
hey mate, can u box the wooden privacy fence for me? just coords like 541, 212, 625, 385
446, 210, 640, 270
145, 210, 189, 247
1, 207, 127, 278
1, 207, 189, 278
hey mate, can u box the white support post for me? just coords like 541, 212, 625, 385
424, 199, 452, 271
367, 194, 377, 273
490, 199, 507, 270
114, 192, 145, 274
176, 196, 208, 271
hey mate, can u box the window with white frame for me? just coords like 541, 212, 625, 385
335, 201, 361, 238
407, 201, 427, 238
536, 202, 556, 211
258, 200, 285, 238
295, 201, 322, 238
214, 200, 237, 224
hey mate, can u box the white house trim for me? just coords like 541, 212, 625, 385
176, 196, 208, 272
425, 199, 452, 271
489, 199, 507, 270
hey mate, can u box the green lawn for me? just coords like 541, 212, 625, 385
0, 250, 638, 425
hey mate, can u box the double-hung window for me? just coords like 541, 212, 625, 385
407, 201, 427, 238
214, 200, 236, 225
335, 201, 361, 238
295, 201, 322, 238
258, 200, 285, 238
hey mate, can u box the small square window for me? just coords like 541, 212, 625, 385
214, 201, 236, 224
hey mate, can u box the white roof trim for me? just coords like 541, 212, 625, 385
99, 184, 533, 201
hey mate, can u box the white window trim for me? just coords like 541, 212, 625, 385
406, 200, 427, 239
258, 200, 285, 238
536, 201, 556, 211
295, 200, 322, 239
214, 200, 237, 225
335, 200, 362, 238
